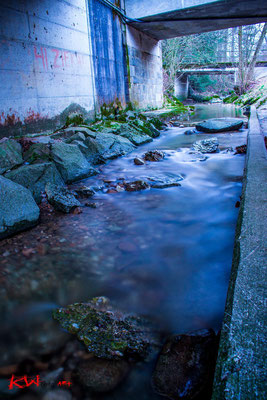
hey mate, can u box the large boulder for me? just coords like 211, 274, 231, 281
45, 184, 81, 213
53, 297, 156, 360
0, 139, 23, 174
5, 162, 64, 203
0, 176, 40, 239
192, 138, 219, 153
151, 329, 218, 400
82, 133, 135, 163
24, 142, 51, 164
50, 142, 97, 183
196, 118, 243, 133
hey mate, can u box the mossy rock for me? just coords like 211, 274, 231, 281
53, 297, 157, 360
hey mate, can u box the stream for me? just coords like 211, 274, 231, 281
0, 104, 247, 399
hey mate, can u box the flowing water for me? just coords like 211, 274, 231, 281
0, 104, 247, 399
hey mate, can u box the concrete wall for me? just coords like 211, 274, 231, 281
0, 0, 96, 136
126, 26, 163, 109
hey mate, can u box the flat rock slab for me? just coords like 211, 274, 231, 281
0, 175, 39, 239
196, 118, 243, 133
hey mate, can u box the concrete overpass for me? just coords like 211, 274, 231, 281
125, 0, 267, 39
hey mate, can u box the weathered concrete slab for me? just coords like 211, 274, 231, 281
212, 106, 267, 399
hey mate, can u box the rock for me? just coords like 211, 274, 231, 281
0, 139, 23, 174
77, 358, 130, 392
151, 329, 218, 400
85, 202, 97, 208
5, 162, 64, 203
184, 129, 196, 135
82, 133, 135, 164
146, 173, 183, 188
0, 176, 40, 239
94, 132, 135, 162
193, 138, 219, 153
124, 180, 150, 192
134, 157, 145, 166
45, 183, 81, 213
119, 130, 152, 146
51, 126, 96, 140
196, 118, 243, 133
235, 144, 247, 154
65, 132, 86, 143
51, 142, 97, 183
24, 143, 51, 164
53, 297, 156, 360
75, 186, 95, 198
143, 150, 165, 162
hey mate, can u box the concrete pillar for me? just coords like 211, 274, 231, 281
174, 75, 189, 101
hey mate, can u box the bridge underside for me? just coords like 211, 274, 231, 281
128, 0, 267, 40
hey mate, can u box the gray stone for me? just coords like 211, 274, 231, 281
45, 183, 81, 213
24, 142, 51, 164
0, 176, 40, 239
196, 118, 243, 133
134, 157, 145, 165
5, 162, 64, 203
51, 126, 96, 140
119, 130, 152, 146
0, 139, 23, 174
146, 173, 183, 188
65, 132, 86, 143
94, 132, 135, 162
51, 142, 97, 183
193, 138, 219, 153
184, 129, 196, 135
78, 358, 130, 392
152, 329, 218, 400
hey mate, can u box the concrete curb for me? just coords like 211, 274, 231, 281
212, 106, 267, 399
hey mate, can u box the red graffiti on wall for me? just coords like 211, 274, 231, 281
34, 46, 84, 71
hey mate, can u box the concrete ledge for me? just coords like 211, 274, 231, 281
212, 106, 267, 399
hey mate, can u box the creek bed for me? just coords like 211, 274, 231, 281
0, 104, 247, 399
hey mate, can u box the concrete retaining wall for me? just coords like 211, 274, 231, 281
0, 0, 95, 136
0, 0, 163, 137
212, 106, 267, 399
126, 26, 163, 109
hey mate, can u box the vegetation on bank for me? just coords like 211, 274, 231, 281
223, 78, 267, 108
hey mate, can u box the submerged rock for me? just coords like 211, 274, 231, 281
184, 129, 196, 135
51, 142, 97, 183
0, 176, 40, 239
0, 139, 23, 174
124, 180, 150, 192
77, 358, 130, 392
45, 183, 81, 213
146, 173, 183, 188
5, 162, 64, 203
196, 118, 243, 133
53, 297, 155, 360
143, 150, 165, 162
152, 329, 218, 400
134, 157, 145, 166
193, 138, 219, 153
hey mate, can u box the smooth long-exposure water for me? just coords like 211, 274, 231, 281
0, 105, 247, 399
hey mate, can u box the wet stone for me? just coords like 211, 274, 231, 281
77, 358, 130, 392
196, 118, 243, 133
192, 138, 219, 153
134, 157, 145, 166
145, 173, 183, 189
151, 329, 218, 400
124, 180, 150, 192
143, 150, 165, 162
0, 138, 23, 174
45, 183, 81, 213
53, 297, 157, 360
